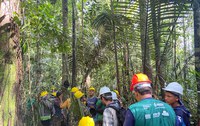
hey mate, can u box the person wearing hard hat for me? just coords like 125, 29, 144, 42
124, 73, 176, 126
113, 90, 126, 108
74, 90, 91, 116
111, 91, 120, 106
87, 87, 98, 118
95, 98, 106, 126
71, 87, 79, 93
163, 82, 191, 126
38, 91, 53, 126
51, 91, 71, 126
99, 86, 120, 126
78, 116, 95, 126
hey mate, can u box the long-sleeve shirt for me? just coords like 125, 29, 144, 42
103, 102, 119, 126
123, 109, 135, 126
174, 102, 190, 126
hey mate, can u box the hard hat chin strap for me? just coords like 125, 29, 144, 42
134, 83, 151, 90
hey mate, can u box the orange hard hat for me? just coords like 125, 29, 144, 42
130, 73, 152, 91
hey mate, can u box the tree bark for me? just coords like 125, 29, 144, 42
139, 0, 153, 81
62, 0, 69, 85
193, 0, 200, 122
0, 0, 22, 125
111, 0, 120, 94
72, 0, 77, 86
150, 0, 165, 96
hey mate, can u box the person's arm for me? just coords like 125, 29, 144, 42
60, 98, 71, 109
123, 109, 135, 126
96, 101, 104, 114
175, 107, 191, 126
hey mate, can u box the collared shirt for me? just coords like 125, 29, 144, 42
124, 98, 176, 126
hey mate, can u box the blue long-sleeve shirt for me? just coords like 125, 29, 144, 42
123, 109, 135, 126
174, 103, 190, 126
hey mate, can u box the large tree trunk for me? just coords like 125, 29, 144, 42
0, 0, 22, 126
193, 0, 200, 123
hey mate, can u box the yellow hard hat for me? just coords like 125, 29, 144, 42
74, 91, 84, 99
114, 90, 119, 96
40, 91, 48, 97
51, 92, 57, 96
78, 116, 94, 126
89, 87, 95, 91
71, 87, 79, 93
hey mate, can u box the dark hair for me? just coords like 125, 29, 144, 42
101, 92, 112, 101
56, 91, 62, 97
135, 87, 152, 95
63, 80, 70, 88
166, 91, 180, 98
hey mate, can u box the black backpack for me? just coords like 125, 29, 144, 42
108, 106, 127, 126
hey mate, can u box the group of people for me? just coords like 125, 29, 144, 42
38, 73, 191, 126
38, 90, 70, 126
123, 73, 190, 126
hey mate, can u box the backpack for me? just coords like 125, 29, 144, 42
48, 95, 57, 116
39, 95, 55, 119
108, 106, 127, 126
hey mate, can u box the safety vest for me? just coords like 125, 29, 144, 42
129, 98, 176, 126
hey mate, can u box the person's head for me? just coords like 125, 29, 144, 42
130, 73, 152, 101
99, 86, 112, 105
80, 95, 87, 103
88, 87, 95, 97
51, 92, 57, 97
40, 91, 48, 97
71, 87, 79, 93
56, 91, 62, 97
74, 90, 85, 99
111, 91, 118, 101
163, 82, 183, 107
78, 116, 95, 126
114, 90, 120, 98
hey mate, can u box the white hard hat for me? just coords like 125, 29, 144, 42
163, 82, 183, 95
99, 86, 111, 96
111, 91, 118, 100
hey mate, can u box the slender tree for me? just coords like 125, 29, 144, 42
193, 0, 200, 123
150, 0, 165, 93
72, 0, 77, 86
139, 0, 153, 80
0, 0, 22, 125
110, 0, 120, 93
62, 0, 69, 84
